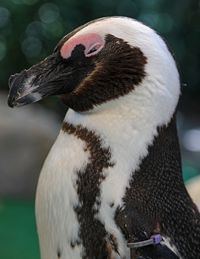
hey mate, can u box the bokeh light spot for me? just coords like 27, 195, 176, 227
26, 21, 43, 37
156, 13, 174, 33
117, 0, 138, 17
11, 0, 23, 4
21, 36, 42, 58
0, 7, 10, 28
12, 0, 38, 4
42, 21, 64, 39
139, 12, 159, 28
139, 0, 159, 8
38, 3, 60, 24
22, 0, 38, 5
139, 12, 173, 33
183, 129, 200, 152
0, 41, 6, 61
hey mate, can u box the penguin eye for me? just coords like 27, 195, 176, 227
85, 43, 103, 57
88, 46, 98, 54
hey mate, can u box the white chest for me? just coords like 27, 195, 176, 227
35, 103, 160, 259
35, 131, 89, 259
35, 127, 130, 259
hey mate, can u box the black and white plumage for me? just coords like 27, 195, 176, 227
8, 17, 200, 259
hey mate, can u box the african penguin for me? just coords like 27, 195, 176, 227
8, 16, 200, 259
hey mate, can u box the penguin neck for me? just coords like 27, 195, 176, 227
65, 88, 175, 150
64, 90, 178, 213
65, 91, 165, 190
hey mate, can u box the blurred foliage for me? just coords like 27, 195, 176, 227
0, 0, 199, 102
0, 199, 39, 259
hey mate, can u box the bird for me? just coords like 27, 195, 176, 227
8, 16, 200, 259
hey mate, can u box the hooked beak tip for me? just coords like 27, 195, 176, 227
7, 71, 42, 108
7, 94, 15, 108
8, 92, 43, 108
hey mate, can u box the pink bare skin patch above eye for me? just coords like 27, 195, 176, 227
60, 33, 105, 59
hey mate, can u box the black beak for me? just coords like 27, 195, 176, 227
8, 53, 74, 108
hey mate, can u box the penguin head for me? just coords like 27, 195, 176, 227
8, 17, 180, 118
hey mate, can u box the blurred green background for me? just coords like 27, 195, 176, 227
0, 0, 199, 258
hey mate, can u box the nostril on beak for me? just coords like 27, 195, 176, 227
8, 73, 23, 107
8, 96, 14, 108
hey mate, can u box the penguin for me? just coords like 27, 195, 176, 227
8, 17, 200, 259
